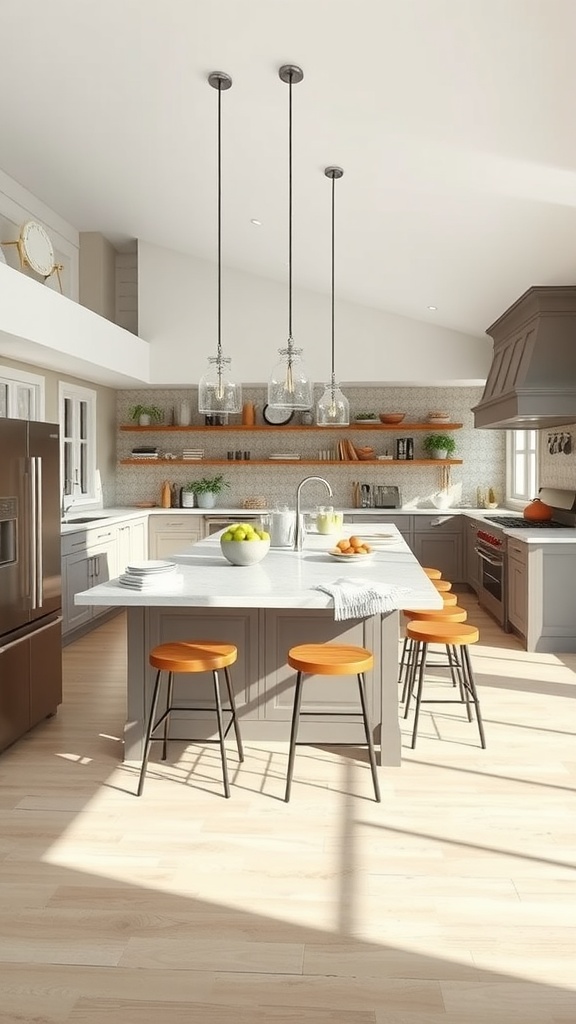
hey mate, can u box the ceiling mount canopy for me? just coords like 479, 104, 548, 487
198, 70, 242, 416
267, 63, 313, 412
316, 165, 349, 427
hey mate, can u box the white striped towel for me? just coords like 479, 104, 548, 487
315, 577, 409, 621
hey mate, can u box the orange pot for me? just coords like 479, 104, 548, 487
523, 497, 552, 522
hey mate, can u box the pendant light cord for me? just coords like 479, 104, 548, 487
330, 170, 335, 379
217, 78, 222, 363
288, 70, 293, 342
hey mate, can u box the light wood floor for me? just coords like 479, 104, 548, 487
1, 594, 575, 1023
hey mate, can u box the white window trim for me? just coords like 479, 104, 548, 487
505, 429, 539, 511
0, 364, 45, 420
59, 381, 98, 508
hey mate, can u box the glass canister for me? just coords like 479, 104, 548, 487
316, 506, 343, 534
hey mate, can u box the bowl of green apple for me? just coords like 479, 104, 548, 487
220, 522, 271, 565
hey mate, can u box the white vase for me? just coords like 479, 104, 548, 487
138, 413, 151, 426
430, 449, 448, 459
181, 491, 195, 508
178, 401, 191, 426
197, 492, 216, 509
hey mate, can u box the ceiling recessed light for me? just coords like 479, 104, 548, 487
427, 305, 437, 311
250, 218, 262, 226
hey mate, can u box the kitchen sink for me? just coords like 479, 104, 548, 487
63, 516, 111, 525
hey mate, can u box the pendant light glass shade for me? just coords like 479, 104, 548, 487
199, 71, 242, 415
267, 64, 313, 411
316, 373, 350, 426
316, 166, 348, 426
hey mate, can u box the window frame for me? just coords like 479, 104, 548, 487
58, 381, 98, 506
505, 428, 539, 510
0, 364, 45, 420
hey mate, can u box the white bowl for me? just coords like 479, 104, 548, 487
220, 538, 270, 566
430, 491, 452, 509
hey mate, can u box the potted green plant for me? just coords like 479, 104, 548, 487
422, 433, 456, 459
129, 404, 164, 426
186, 474, 230, 509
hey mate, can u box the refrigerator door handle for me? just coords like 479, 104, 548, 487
0, 615, 63, 654
30, 456, 43, 609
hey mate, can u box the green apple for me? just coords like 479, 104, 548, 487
222, 531, 234, 542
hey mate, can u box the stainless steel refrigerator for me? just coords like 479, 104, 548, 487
0, 418, 62, 752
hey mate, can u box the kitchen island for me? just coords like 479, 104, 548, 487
75, 526, 442, 764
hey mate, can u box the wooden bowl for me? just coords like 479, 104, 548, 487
379, 413, 405, 424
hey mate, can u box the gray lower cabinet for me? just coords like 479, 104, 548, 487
412, 515, 464, 582
507, 538, 528, 637
464, 517, 482, 592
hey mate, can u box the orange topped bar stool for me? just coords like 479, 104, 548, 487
398, 592, 457, 685
284, 644, 380, 803
404, 621, 486, 750
432, 579, 452, 592
399, 605, 468, 703
422, 567, 442, 580
137, 641, 244, 799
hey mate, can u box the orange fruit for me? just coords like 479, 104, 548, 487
337, 539, 349, 552
349, 535, 362, 548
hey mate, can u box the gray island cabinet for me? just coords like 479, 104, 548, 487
505, 533, 576, 652
75, 527, 442, 764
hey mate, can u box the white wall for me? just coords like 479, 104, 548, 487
138, 241, 491, 386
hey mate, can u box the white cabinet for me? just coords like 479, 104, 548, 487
148, 514, 204, 560
412, 515, 463, 582
117, 516, 148, 573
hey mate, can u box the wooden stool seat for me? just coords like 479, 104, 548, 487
442, 593, 458, 606
285, 643, 380, 803
403, 607, 467, 623
432, 579, 452, 592
403, 621, 485, 749
137, 641, 243, 799
406, 621, 479, 645
422, 567, 442, 579
150, 641, 237, 673
288, 643, 373, 676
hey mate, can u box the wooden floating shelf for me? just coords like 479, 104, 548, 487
120, 458, 463, 467
120, 423, 463, 432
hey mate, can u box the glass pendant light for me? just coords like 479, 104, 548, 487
198, 72, 242, 415
316, 166, 350, 426
267, 64, 313, 411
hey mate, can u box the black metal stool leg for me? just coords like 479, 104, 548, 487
223, 665, 244, 762
285, 670, 304, 802
410, 642, 428, 749
454, 646, 473, 721
357, 672, 381, 802
400, 638, 415, 704
137, 669, 163, 797
403, 640, 421, 718
462, 645, 487, 748
212, 670, 231, 798
162, 671, 174, 760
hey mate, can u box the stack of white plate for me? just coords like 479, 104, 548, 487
268, 453, 301, 460
119, 559, 182, 590
182, 449, 205, 460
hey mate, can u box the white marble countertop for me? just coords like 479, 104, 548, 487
75, 524, 444, 611
501, 527, 576, 544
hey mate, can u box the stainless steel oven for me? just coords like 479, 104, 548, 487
475, 527, 506, 627
204, 514, 263, 536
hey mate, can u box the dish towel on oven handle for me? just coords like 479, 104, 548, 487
314, 577, 409, 621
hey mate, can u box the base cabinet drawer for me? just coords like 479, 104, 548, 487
148, 515, 204, 559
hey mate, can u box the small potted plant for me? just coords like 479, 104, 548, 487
129, 404, 164, 426
186, 474, 230, 509
422, 433, 456, 459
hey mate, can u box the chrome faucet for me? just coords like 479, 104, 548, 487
294, 476, 333, 551
61, 482, 75, 523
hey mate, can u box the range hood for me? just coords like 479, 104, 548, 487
472, 286, 576, 430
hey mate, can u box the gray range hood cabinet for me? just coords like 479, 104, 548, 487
472, 286, 576, 430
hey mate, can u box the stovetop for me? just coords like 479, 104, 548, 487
483, 515, 574, 529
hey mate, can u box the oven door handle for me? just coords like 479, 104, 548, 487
475, 546, 504, 567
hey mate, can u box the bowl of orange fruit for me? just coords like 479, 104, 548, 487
328, 535, 373, 561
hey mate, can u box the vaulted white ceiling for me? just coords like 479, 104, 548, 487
2, 0, 576, 339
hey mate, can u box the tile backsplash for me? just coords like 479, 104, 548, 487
114, 385, 506, 509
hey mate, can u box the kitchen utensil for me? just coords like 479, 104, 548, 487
220, 537, 271, 566
523, 497, 552, 521
379, 413, 405, 424
261, 506, 297, 547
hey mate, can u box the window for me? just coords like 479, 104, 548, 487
506, 429, 538, 507
0, 365, 45, 420
59, 382, 97, 503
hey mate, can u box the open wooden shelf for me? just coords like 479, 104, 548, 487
120, 423, 463, 432
120, 458, 463, 467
